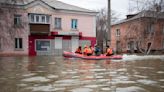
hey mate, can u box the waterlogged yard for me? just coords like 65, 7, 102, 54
0, 55, 164, 92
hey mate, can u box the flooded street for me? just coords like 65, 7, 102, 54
0, 55, 164, 92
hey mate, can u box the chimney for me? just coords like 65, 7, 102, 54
126, 14, 137, 19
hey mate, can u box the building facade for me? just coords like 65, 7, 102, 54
111, 11, 164, 53
0, 0, 97, 56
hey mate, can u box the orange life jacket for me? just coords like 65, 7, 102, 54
83, 47, 88, 54
107, 48, 113, 55
87, 48, 92, 54
83, 48, 92, 54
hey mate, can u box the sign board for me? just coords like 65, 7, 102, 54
58, 31, 79, 36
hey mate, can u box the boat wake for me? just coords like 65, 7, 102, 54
123, 54, 164, 61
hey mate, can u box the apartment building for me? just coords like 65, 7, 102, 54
0, 0, 97, 56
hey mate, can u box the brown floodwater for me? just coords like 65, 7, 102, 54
0, 55, 164, 92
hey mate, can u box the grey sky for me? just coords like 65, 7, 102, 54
58, 0, 129, 19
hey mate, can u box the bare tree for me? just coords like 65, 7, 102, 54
96, 8, 119, 53
125, 0, 164, 54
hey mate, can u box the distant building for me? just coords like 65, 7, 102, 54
111, 11, 164, 53
0, 0, 97, 56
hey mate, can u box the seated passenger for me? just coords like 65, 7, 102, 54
83, 45, 88, 55
83, 45, 92, 56
106, 46, 113, 56
89, 45, 94, 55
75, 46, 82, 54
94, 45, 101, 56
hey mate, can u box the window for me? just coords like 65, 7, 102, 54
163, 40, 164, 49
162, 25, 164, 34
36, 15, 40, 23
29, 14, 50, 24
0, 38, 1, 50
147, 24, 154, 33
15, 38, 23, 49
36, 40, 50, 51
46, 15, 49, 23
116, 29, 120, 36
31, 14, 35, 22
55, 18, 62, 29
71, 19, 78, 29
127, 43, 130, 50
14, 15, 21, 26
41, 16, 46, 23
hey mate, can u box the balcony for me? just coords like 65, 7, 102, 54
29, 13, 50, 24
30, 24, 50, 35
29, 13, 50, 35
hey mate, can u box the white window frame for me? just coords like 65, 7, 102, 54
41, 15, 46, 23
35, 15, 40, 23
14, 14, 21, 26
30, 14, 34, 22
55, 17, 62, 29
116, 29, 120, 36
35, 39, 51, 52
15, 38, 23, 50
29, 14, 50, 24
71, 19, 78, 30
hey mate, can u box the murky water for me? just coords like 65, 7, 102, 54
0, 55, 164, 92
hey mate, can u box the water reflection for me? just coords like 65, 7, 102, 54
0, 55, 163, 92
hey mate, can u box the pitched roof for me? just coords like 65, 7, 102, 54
0, 0, 96, 13
43, 0, 95, 13
112, 11, 164, 26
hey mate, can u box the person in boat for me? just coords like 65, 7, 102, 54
94, 45, 101, 56
89, 45, 94, 55
83, 45, 88, 55
75, 46, 82, 54
83, 45, 92, 56
106, 45, 113, 56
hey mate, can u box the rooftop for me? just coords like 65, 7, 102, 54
0, 0, 96, 13
112, 10, 164, 26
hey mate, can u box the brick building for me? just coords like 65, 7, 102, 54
111, 11, 164, 53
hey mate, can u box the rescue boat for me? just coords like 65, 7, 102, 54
63, 51, 122, 60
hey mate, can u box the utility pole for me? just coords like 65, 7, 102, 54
107, 0, 111, 46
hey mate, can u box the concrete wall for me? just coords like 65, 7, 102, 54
0, 9, 29, 55
26, 3, 96, 38
0, 1, 97, 56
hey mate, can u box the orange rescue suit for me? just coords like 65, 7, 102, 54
107, 48, 113, 55
83, 47, 92, 54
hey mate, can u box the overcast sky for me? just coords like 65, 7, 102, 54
58, 0, 129, 19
